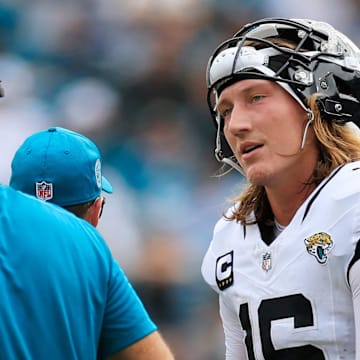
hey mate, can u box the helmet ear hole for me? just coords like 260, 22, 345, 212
343, 77, 360, 105
335, 77, 353, 97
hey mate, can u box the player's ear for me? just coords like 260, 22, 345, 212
86, 197, 104, 227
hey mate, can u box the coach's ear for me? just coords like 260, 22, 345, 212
86, 197, 104, 228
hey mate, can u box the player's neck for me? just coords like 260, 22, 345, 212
266, 182, 316, 226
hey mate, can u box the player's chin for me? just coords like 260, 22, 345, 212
244, 165, 271, 186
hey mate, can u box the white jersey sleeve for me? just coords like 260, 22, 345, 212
219, 295, 248, 359
349, 260, 360, 360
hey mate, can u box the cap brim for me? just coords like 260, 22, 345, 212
102, 176, 113, 193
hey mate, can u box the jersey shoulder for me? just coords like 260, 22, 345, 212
201, 204, 244, 291
326, 161, 360, 199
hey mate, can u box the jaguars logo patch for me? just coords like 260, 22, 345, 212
215, 251, 234, 291
304, 232, 333, 264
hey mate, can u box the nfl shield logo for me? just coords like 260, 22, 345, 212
262, 252, 272, 272
36, 181, 53, 201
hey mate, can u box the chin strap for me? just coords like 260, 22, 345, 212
301, 110, 314, 149
221, 156, 245, 176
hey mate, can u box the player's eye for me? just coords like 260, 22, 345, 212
220, 107, 232, 119
251, 94, 265, 103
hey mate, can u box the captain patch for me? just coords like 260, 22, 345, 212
216, 251, 234, 291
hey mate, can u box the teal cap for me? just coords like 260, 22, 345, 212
10, 127, 113, 206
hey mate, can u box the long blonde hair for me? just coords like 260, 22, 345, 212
226, 94, 360, 225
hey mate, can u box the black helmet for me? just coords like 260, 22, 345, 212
206, 18, 360, 171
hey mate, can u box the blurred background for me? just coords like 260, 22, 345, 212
0, 0, 359, 358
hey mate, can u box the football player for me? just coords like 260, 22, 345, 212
201, 17, 360, 359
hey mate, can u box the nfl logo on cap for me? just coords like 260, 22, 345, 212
36, 181, 53, 201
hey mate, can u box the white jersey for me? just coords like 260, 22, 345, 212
202, 162, 360, 359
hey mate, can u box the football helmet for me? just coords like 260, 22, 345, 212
206, 18, 360, 172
